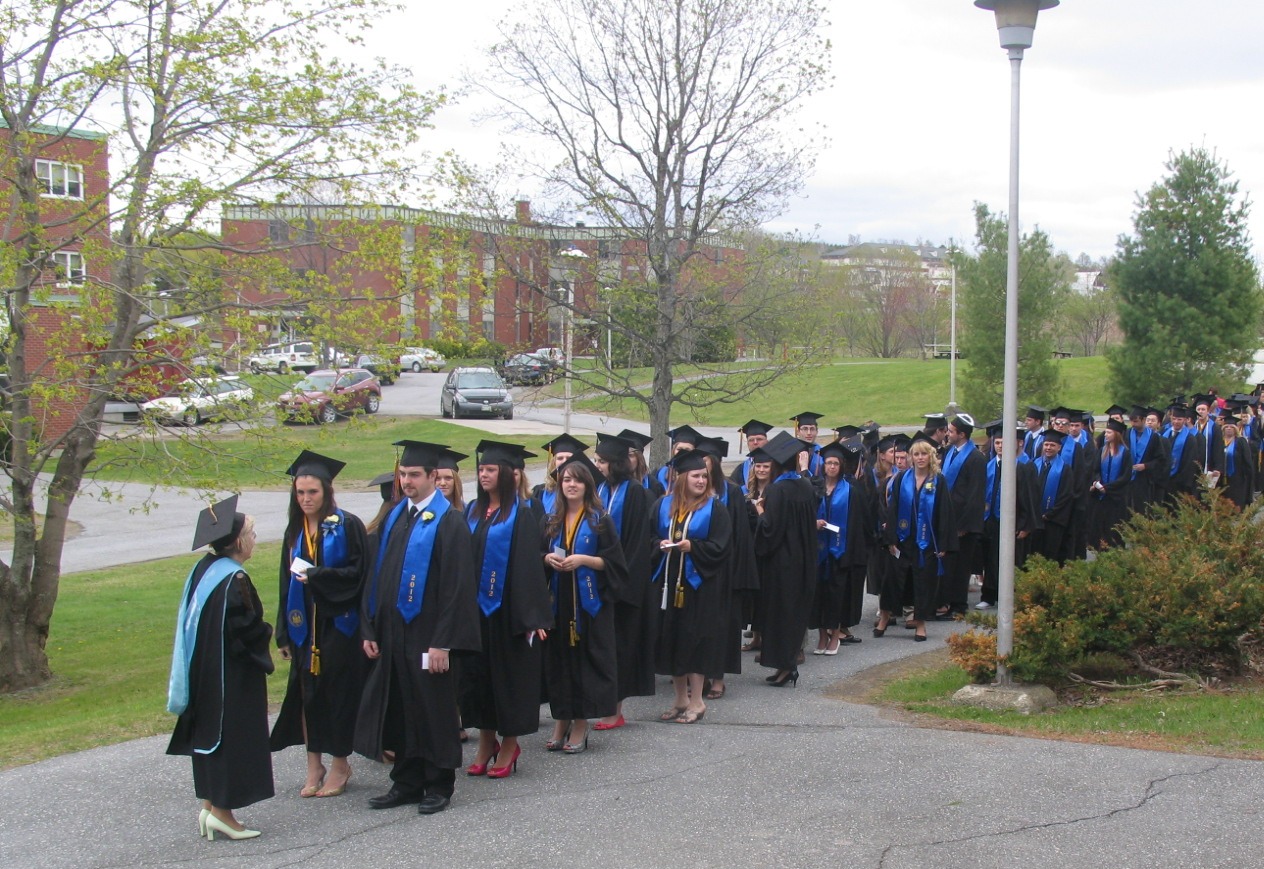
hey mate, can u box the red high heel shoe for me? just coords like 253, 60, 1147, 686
466, 740, 500, 776
486, 744, 521, 779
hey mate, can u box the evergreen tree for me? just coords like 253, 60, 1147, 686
1108, 148, 1262, 401
958, 203, 1069, 421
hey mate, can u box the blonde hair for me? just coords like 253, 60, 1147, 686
908, 441, 941, 476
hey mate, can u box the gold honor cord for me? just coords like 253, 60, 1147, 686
303, 523, 321, 676
670, 507, 693, 609
565, 510, 582, 646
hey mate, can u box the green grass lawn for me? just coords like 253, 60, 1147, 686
0, 543, 288, 770
574, 356, 1114, 428
90, 417, 542, 489
877, 663, 1264, 759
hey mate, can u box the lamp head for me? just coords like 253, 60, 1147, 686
975, 0, 1058, 51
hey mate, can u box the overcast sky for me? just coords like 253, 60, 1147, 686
364, 0, 1264, 262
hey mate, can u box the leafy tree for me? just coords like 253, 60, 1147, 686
1108, 148, 1262, 400
1059, 280, 1117, 357
0, 0, 438, 692
958, 203, 1070, 421
475, 0, 833, 462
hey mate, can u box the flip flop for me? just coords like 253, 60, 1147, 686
674, 707, 706, 724
704, 684, 726, 700
659, 706, 686, 722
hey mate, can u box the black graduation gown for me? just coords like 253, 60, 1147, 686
460, 503, 554, 737
1126, 427, 1168, 516
271, 512, 369, 757
1219, 436, 1256, 510
1031, 455, 1075, 563
753, 475, 818, 672
167, 555, 275, 811
980, 457, 1042, 605
1165, 429, 1206, 504
1087, 445, 1132, 550
714, 480, 759, 677
652, 494, 733, 677
1196, 418, 1226, 474
941, 443, 987, 608
865, 471, 894, 598
882, 470, 958, 622
811, 477, 871, 631
542, 513, 628, 719
602, 479, 658, 699
354, 509, 480, 770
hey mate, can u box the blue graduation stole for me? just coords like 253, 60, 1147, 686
655, 465, 670, 491
369, 493, 451, 624
652, 496, 714, 589
1226, 439, 1237, 477
1039, 458, 1064, 513
1128, 428, 1153, 481
550, 511, 603, 623
1203, 419, 1217, 467
817, 479, 851, 563
943, 441, 975, 489
536, 488, 557, 517
598, 480, 628, 535
895, 470, 942, 572
736, 456, 753, 487
1023, 430, 1044, 460
984, 458, 999, 521
468, 498, 520, 617
1167, 428, 1192, 477
1098, 446, 1125, 494
806, 444, 823, 476
773, 470, 802, 484
286, 509, 356, 650
167, 556, 241, 719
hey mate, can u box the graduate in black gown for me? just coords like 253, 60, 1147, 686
618, 428, 665, 498
461, 440, 554, 779
1164, 404, 1206, 506
541, 452, 628, 753
1216, 411, 1256, 510
697, 436, 758, 699
530, 434, 589, 522
591, 433, 656, 731
270, 451, 369, 800
978, 424, 1042, 610
1126, 404, 1168, 517
651, 449, 733, 724
811, 441, 871, 654
167, 498, 273, 841
1087, 419, 1133, 550
879, 434, 957, 641
1030, 430, 1076, 565
752, 431, 819, 686
356, 440, 480, 815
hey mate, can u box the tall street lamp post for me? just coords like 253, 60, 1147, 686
974, 0, 1057, 684
558, 246, 588, 432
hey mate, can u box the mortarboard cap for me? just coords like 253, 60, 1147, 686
1041, 428, 1067, 444
668, 449, 708, 474
922, 413, 948, 431
949, 413, 976, 435
394, 440, 447, 468
1128, 404, 1149, 419
476, 439, 535, 470
694, 436, 729, 460
789, 411, 823, 427
617, 429, 653, 451
1105, 418, 1128, 435
892, 434, 912, 451
763, 431, 809, 467
1169, 404, 1193, 419
984, 419, 1006, 438
667, 424, 704, 445
739, 419, 775, 437
1105, 403, 1129, 417
436, 449, 467, 471
369, 470, 397, 502
192, 495, 243, 551
833, 424, 862, 440
1025, 405, 1047, 421
595, 433, 635, 461
286, 450, 346, 481
539, 433, 589, 456
910, 431, 937, 448
1191, 395, 1214, 410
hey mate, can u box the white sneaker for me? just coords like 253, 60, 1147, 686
974, 601, 994, 610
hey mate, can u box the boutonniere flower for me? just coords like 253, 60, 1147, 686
422, 511, 435, 522
924, 482, 935, 494
320, 514, 341, 534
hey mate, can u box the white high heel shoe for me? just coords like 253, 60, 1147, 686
198, 808, 210, 838
204, 813, 261, 841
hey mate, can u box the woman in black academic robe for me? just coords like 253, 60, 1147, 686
541, 454, 628, 752
811, 443, 871, 653
592, 436, 656, 730
702, 450, 758, 698
752, 436, 819, 686
167, 510, 274, 840
1217, 418, 1256, 510
880, 439, 957, 641
270, 455, 369, 799
1087, 421, 1132, 550
652, 452, 733, 724
461, 454, 554, 778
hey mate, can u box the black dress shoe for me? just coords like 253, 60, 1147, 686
416, 794, 451, 814
368, 786, 422, 809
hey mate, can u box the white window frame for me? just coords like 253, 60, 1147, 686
36, 159, 84, 199
51, 251, 86, 284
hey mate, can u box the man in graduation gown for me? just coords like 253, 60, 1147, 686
1126, 404, 1168, 517
356, 440, 480, 815
654, 424, 704, 491
938, 413, 986, 617
730, 419, 774, 488
978, 424, 1041, 609
1164, 404, 1206, 505
1021, 406, 1047, 461
1031, 430, 1075, 565
1193, 395, 1225, 475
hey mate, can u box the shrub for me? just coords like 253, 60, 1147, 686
951, 496, 1264, 684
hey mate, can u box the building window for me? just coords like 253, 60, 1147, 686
268, 219, 290, 243
51, 251, 86, 284
36, 159, 84, 199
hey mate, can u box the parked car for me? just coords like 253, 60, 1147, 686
248, 341, 319, 374
400, 346, 446, 373
277, 368, 381, 424
440, 366, 513, 420
354, 353, 401, 385
140, 376, 255, 426
499, 352, 552, 385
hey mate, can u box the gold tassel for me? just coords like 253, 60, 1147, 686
674, 580, 685, 609
569, 619, 579, 647
310, 645, 321, 676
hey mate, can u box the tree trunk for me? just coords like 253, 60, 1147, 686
0, 565, 52, 693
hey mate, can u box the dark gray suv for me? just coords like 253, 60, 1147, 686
440, 367, 513, 419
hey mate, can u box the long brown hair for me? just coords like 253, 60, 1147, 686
671, 467, 713, 516
544, 461, 605, 540
286, 475, 337, 552
475, 461, 520, 523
